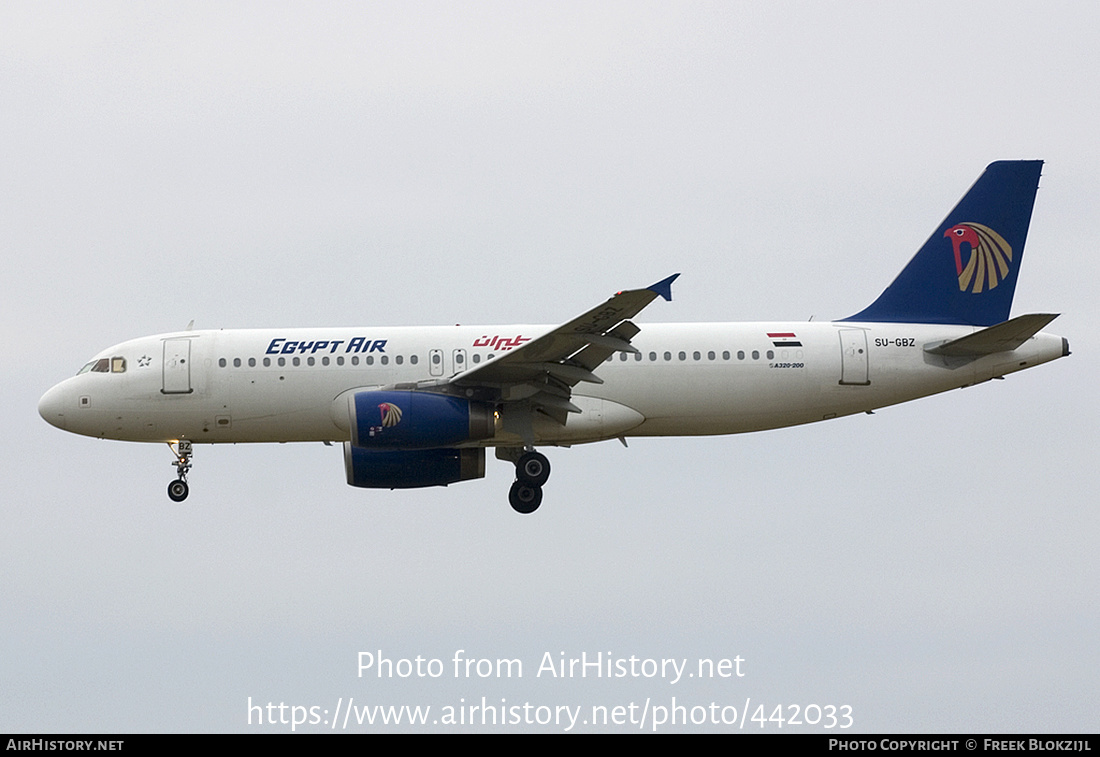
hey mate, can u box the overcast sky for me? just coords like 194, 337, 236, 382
2, 1, 1096, 733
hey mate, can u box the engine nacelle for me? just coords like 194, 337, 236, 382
343, 445, 485, 489
348, 390, 495, 449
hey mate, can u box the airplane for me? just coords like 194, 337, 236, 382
38, 160, 1069, 514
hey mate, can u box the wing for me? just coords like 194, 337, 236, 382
448, 273, 679, 428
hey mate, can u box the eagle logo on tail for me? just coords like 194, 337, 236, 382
944, 222, 1013, 293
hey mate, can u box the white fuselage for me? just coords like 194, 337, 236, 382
37, 321, 1067, 448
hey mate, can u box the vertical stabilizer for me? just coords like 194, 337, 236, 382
843, 161, 1042, 325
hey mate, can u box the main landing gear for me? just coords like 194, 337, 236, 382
167, 440, 192, 502
508, 450, 551, 514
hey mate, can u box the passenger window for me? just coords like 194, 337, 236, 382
396, 355, 403, 365
737, 351, 745, 360
278, 357, 286, 367
381, 356, 389, 365
620, 353, 628, 361
708, 351, 716, 360
248, 357, 256, 367
723, 351, 730, 360
292, 357, 300, 366
410, 355, 418, 365
322, 356, 330, 366
263, 357, 271, 367
233, 358, 241, 367
664, 351, 671, 361
766, 350, 774, 360
693, 351, 701, 361
307, 357, 315, 366
366, 356, 374, 366
678, 351, 686, 361
337, 356, 344, 366
473, 354, 481, 364
649, 352, 657, 361
218, 358, 227, 368
752, 350, 759, 360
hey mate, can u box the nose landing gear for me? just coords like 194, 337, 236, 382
167, 440, 192, 502
508, 450, 550, 514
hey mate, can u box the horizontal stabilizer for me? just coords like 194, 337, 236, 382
924, 313, 1059, 357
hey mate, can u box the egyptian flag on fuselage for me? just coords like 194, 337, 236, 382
768, 332, 802, 347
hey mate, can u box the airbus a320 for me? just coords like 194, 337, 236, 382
39, 161, 1069, 513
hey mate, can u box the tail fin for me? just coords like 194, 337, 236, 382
843, 160, 1042, 326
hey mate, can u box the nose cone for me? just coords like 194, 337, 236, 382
38, 383, 70, 430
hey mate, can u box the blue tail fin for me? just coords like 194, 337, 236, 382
843, 160, 1042, 326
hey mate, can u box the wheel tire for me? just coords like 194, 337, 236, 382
508, 481, 543, 514
516, 451, 551, 487
167, 480, 189, 502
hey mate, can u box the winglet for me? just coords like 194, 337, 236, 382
648, 273, 680, 302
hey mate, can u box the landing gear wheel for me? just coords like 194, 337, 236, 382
516, 451, 551, 487
509, 481, 543, 514
167, 479, 189, 502
167, 440, 193, 502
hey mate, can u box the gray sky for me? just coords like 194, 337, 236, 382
2, 1, 1096, 733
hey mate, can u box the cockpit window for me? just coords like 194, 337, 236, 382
77, 357, 123, 375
